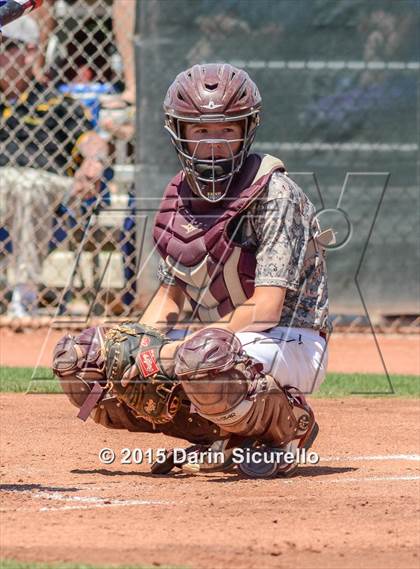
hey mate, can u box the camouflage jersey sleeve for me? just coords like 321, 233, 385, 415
246, 170, 330, 332
249, 171, 313, 289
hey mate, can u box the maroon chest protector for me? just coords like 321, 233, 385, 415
153, 153, 285, 321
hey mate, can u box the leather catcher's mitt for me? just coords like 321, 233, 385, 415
104, 323, 179, 426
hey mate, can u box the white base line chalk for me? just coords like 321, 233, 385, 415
328, 475, 420, 483
322, 454, 420, 462
278, 474, 420, 485
33, 490, 172, 511
38, 502, 163, 512
0, 489, 173, 512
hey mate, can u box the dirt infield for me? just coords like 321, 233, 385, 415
1, 327, 419, 375
1, 394, 419, 569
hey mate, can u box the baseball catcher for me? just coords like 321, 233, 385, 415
53, 63, 332, 477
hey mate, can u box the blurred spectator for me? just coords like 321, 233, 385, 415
0, 16, 110, 318
29, 0, 136, 108
31, 0, 55, 84
63, 19, 114, 86
100, 90, 137, 312
113, 0, 136, 105
102, 0, 136, 108
99, 0, 138, 312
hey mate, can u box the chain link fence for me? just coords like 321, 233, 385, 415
136, 0, 419, 333
1, 0, 137, 323
1, 0, 419, 332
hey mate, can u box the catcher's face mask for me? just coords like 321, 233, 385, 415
168, 119, 247, 202
163, 63, 261, 202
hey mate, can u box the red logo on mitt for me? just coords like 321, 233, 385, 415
138, 350, 159, 377
140, 336, 151, 347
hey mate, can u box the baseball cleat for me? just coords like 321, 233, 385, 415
237, 444, 287, 478
150, 444, 202, 475
238, 421, 319, 479
276, 421, 320, 478
181, 437, 254, 475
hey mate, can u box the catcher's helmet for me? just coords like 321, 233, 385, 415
164, 63, 261, 202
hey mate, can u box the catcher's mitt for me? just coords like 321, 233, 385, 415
103, 323, 180, 426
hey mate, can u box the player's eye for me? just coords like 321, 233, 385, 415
223, 127, 239, 135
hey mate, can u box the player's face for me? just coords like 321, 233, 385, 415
184, 121, 243, 159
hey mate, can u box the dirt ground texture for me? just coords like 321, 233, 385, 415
1, 329, 420, 568
1, 327, 420, 375
0, 395, 419, 569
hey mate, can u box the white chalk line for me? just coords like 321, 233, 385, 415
328, 475, 420, 483
321, 454, 420, 463
34, 490, 171, 506
2, 473, 419, 512
280, 474, 420, 485
0, 488, 173, 512
1, 454, 419, 511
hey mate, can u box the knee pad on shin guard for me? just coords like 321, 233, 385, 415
52, 327, 107, 408
53, 327, 144, 430
174, 328, 315, 447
